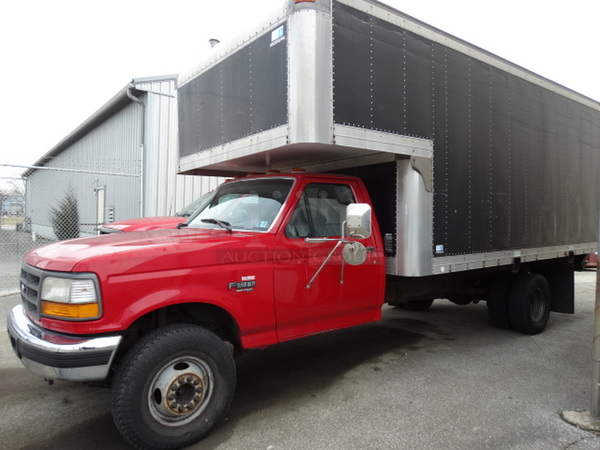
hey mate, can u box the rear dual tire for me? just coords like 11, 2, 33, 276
487, 272, 551, 335
508, 273, 551, 335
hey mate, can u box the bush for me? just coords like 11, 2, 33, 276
49, 188, 80, 240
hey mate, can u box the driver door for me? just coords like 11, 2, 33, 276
273, 179, 384, 341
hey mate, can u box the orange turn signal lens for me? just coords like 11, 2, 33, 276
41, 301, 100, 319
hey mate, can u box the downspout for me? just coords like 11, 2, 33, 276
23, 176, 34, 241
127, 87, 146, 217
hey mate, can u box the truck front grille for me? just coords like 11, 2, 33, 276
20, 264, 43, 319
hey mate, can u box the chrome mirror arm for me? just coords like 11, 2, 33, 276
305, 221, 348, 289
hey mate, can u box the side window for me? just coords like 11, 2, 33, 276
285, 183, 355, 238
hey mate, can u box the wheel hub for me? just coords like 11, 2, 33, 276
149, 357, 213, 426
166, 372, 206, 415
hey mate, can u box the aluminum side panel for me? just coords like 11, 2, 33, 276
332, 1, 600, 258
178, 24, 288, 159
288, 7, 334, 144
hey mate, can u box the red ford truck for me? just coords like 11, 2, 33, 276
8, 0, 600, 448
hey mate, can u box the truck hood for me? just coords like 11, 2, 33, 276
24, 228, 271, 273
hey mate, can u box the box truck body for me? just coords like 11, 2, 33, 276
178, 0, 600, 278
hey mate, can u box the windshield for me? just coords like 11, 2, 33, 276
187, 178, 294, 232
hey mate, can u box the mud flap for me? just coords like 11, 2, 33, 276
534, 262, 575, 314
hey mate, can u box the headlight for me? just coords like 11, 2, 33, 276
40, 276, 101, 320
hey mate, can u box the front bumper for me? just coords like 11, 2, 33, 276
7, 304, 122, 382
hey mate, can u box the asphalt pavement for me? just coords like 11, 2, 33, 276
1, 271, 600, 449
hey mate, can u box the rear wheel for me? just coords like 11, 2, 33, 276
508, 273, 551, 335
112, 324, 236, 449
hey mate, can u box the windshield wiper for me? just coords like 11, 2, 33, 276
201, 218, 233, 234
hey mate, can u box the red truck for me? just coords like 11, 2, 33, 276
7, 0, 600, 449
10, 172, 381, 448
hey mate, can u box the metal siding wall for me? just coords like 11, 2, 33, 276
140, 79, 170, 216
174, 174, 223, 214
26, 103, 142, 240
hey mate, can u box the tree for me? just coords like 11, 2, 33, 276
7, 179, 25, 198
49, 187, 80, 240
0, 189, 8, 216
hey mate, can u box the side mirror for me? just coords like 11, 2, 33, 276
346, 203, 372, 239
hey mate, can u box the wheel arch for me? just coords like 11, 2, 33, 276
116, 302, 243, 363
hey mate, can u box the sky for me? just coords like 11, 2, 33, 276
0, 0, 598, 188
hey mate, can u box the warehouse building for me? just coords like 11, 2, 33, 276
23, 75, 220, 240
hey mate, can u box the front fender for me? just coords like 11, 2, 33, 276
103, 262, 278, 348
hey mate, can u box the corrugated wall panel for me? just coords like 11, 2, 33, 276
27, 102, 143, 239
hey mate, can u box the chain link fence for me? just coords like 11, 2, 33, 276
0, 178, 93, 295
1, 176, 34, 295
0, 223, 44, 295
1, 163, 141, 296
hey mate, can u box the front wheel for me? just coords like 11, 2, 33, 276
112, 324, 236, 449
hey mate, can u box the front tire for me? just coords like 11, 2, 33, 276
508, 273, 551, 335
112, 324, 236, 449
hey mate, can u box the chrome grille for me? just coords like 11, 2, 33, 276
20, 264, 43, 319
